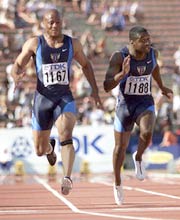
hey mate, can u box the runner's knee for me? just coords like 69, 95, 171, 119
114, 145, 127, 156
36, 146, 44, 156
140, 130, 152, 142
35, 143, 48, 156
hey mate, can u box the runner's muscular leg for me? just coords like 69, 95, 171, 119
55, 112, 76, 177
136, 111, 156, 161
32, 130, 51, 156
113, 131, 131, 186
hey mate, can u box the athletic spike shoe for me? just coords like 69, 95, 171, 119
61, 176, 73, 195
47, 139, 57, 166
113, 184, 124, 205
133, 151, 146, 181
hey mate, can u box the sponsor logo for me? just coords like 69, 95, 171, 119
147, 60, 152, 64
137, 66, 146, 75
50, 53, 60, 63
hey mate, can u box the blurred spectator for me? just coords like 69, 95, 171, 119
95, 36, 107, 57
0, 33, 9, 58
156, 93, 174, 130
84, 0, 93, 18
120, 0, 131, 20
0, 147, 13, 174
129, 1, 144, 24
80, 30, 96, 58
0, 8, 16, 29
101, 5, 113, 31
173, 45, 180, 75
101, 1, 125, 32
76, 74, 92, 98
71, 63, 92, 98
110, 1, 126, 32
89, 106, 104, 126
172, 84, 180, 125
72, 0, 82, 12
160, 129, 178, 147
70, 63, 82, 96
8, 29, 26, 52
103, 96, 116, 124
26, 0, 57, 19
31, 21, 43, 36
0, 93, 9, 128
155, 93, 177, 147
0, 0, 36, 29
78, 97, 94, 125
77, 96, 104, 126
80, 29, 108, 58
0, 0, 16, 29
6, 64, 18, 102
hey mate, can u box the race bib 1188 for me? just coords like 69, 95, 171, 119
124, 75, 151, 95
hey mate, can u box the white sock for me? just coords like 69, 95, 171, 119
46, 143, 53, 154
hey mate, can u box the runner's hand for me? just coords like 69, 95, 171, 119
91, 92, 104, 110
161, 86, 173, 100
13, 72, 25, 93
122, 55, 130, 76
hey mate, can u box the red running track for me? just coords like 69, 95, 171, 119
0, 172, 180, 220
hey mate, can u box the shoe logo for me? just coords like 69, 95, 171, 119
147, 60, 152, 64
62, 49, 67, 52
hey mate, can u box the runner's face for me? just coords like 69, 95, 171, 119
133, 33, 151, 53
44, 11, 62, 37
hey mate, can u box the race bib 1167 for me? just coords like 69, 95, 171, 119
42, 62, 69, 87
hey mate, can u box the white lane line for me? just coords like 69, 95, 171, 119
0, 210, 43, 214
151, 179, 178, 185
151, 178, 180, 185
125, 186, 180, 200
148, 173, 180, 185
33, 175, 173, 220
71, 210, 171, 220
148, 173, 180, 179
113, 207, 180, 212
93, 180, 180, 200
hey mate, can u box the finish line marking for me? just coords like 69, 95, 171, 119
33, 175, 174, 220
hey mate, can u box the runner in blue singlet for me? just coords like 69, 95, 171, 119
103, 26, 173, 205
11, 8, 103, 196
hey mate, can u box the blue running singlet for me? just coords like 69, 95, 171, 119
32, 35, 77, 130
114, 47, 156, 132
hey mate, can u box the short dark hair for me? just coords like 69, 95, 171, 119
43, 8, 61, 20
129, 26, 148, 40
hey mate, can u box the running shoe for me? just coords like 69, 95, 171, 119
61, 176, 73, 195
113, 184, 123, 205
47, 139, 57, 166
132, 151, 146, 181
